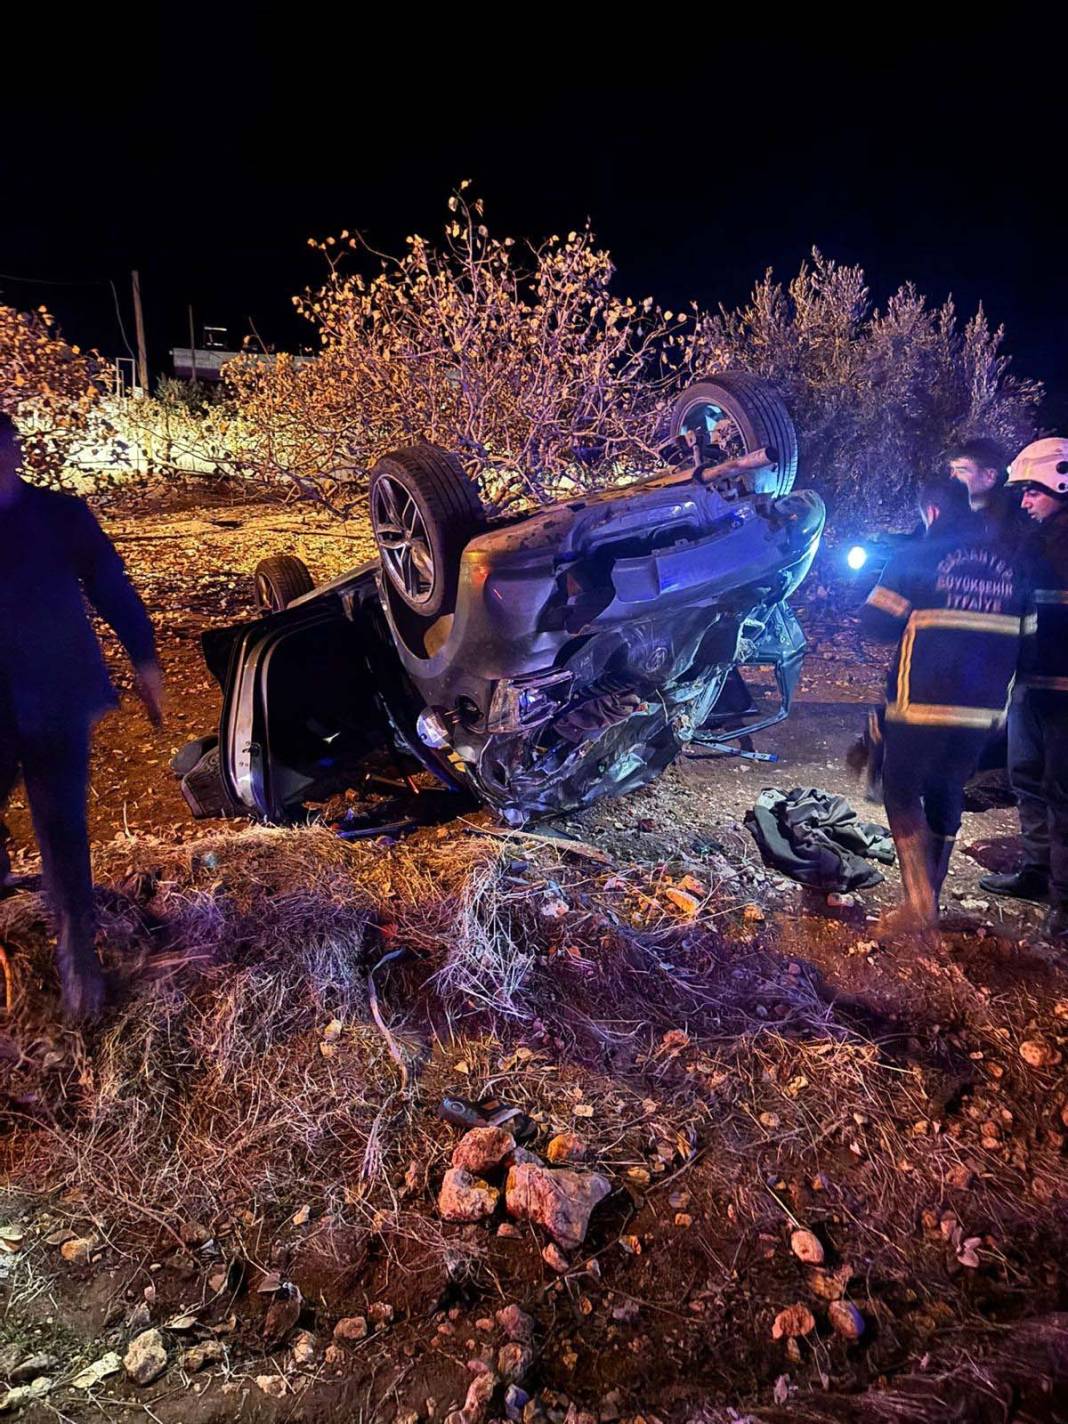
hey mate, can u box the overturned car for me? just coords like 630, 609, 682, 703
174, 375, 825, 825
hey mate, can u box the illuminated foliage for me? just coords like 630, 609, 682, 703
0, 302, 107, 486
686, 251, 1043, 525
226, 188, 684, 513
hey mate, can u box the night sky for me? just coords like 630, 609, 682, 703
3, 28, 1064, 415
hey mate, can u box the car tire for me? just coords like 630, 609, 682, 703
668, 373, 798, 498
369, 443, 486, 617
254, 555, 315, 613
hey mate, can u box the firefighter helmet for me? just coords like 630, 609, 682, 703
1007, 438, 1068, 496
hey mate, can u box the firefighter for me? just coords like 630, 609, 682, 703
0, 411, 162, 1020
946, 437, 1028, 547
980, 438, 1068, 940
860, 476, 1030, 938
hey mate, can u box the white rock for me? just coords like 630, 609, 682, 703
71, 1353, 122, 1390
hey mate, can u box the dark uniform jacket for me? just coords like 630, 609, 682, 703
1019, 506, 1068, 698
0, 480, 156, 734
860, 513, 1031, 730
973, 484, 1031, 553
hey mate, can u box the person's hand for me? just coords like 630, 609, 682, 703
133, 659, 164, 727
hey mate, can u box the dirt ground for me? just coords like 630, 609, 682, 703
2, 488, 1066, 1424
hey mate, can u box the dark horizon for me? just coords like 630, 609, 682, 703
3, 28, 1065, 419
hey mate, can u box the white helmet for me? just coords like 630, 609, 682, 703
1007, 437, 1068, 496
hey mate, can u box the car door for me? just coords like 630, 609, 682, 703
214, 582, 391, 822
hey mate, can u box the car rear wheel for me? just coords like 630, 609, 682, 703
254, 555, 315, 614
668, 373, 798, 498
369, 443, 486, 617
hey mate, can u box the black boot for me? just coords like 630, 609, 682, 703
56, 948, 107, 1023
54, 916, 108, 1024
876, 828, 939, 946
929, 835, 956, 909
979, 867, 1049, 901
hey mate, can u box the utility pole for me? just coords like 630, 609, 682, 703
131, 270, 149, 396
188, 305, 198, 384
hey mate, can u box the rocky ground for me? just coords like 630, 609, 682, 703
1, 488, 1066, 1423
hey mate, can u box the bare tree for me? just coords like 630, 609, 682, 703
226, 188, 686, 514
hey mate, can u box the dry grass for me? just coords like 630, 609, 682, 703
2, 819, 1067, 1417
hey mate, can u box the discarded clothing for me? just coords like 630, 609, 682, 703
744, 786, 896, 891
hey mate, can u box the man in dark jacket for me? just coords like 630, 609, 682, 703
860, 476, 1031, 938
946, 437, 1029, 549
0, 412, 162, 1020
980, 438, 1068, 940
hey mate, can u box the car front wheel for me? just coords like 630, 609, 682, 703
253, 555, 315, 614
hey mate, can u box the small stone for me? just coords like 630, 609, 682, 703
542, 1243, 570, 1272
496, 1305, 535, 1342
127, 1301, 152, 1331
60, 1236, 96, 1265
290, 1331, 317, 1366
256, 1374, 287, 1397
463, 1369, 498, 1422
790, 1229, 824, 1265
0, 1378, 53, 1410
368, 1301, 395, 1329
665, 888, 700, 916
806, 1265, 851, 1301
505, 1164, 611, 1249
334, 1316, 369, 1342
453, 1127, 517, 1175
828, 1300, 865, 1339
10, 1354, 57, 1384
1020, 1039, 1058, 1069
771, 1303, 816, 1340
546, 1133, 588, 1166
70, 1352, 122, 1389
396, 1413, 421, 1424
182, 1341, 225, 1374
0, 1227, 25, 1254
497, 1223, 522, 1239
497, 1343, 534, 1384
124, 1329, 168, 1386
324, 1344, 346, 1369
440, 1168, 500, 1223
0, 1344, 21, 1377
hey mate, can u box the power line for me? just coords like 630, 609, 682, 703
0, 269, 137, 362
